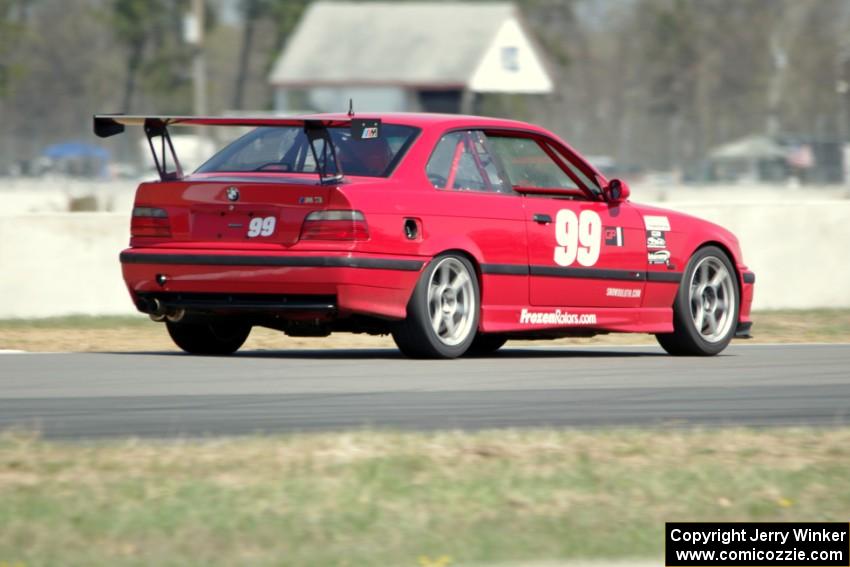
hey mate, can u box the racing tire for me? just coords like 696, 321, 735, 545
655, 245, 740, 356
166, 319, 252, 355
464, 333, 508, 356
392, 254, 480, 359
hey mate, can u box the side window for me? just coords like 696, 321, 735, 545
426, 131, 510, 193
487, 136, 579, 190
427, 132, 463, 187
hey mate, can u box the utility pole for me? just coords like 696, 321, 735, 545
840, 6, 850, 189
185, 0, 208, 168
836, 39, 850, 187
189, 0, 207, 118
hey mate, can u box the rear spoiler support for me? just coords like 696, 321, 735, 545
305, 120, 343, 184
143, 119, 183, 181
93, 114, 381, 184
94, 115, 184, 181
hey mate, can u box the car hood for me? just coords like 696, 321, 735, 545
631, 202, 735, 237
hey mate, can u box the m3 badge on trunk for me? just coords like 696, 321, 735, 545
226, 187, 240, 202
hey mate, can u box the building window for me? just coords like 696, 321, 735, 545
501, 46, 519, 72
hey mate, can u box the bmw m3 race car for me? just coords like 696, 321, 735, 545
94, 112, 755, 358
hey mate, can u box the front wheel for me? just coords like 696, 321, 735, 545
392, 254, 480, 358
166, 319, 251, 355
656, 246, 739, 356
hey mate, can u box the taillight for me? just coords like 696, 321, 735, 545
300, 210, 369, 241
131, 206, 171, 237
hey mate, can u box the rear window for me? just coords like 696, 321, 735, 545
196, 124, 418, 177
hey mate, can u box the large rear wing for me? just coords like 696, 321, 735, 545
92, 114, 381, 183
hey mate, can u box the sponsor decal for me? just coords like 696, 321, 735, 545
606, 287, 642, 298
644, 215, 671, 231
604, 226, 624, 246
519, 308, 597, 326
646, 229, 667, 249
298, 196, 323, 204
351, 118, 382, 140
648, 249, 671, 265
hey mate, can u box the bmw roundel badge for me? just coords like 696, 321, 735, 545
226, 187, 240, 202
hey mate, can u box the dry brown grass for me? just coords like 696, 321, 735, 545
0, 324, 391, 352
2, 428, 847, 488
1, 309, 848, 352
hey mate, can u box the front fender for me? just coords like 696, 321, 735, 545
634, 204, 754, 322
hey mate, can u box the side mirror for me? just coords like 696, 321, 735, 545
605, 178, 630, 203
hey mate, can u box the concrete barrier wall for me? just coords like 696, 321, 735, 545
1, 178, 137, 214
0, 214, 131, 318
659, 201, 850, 310
3, 178, 848, 214
1, 202, 849, 318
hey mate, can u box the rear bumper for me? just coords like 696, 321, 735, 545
121, 248, 424, 319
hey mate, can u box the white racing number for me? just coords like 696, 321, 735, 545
554, 209, 601, 267
247, 216, 276, 238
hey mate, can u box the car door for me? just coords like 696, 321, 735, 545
485, 134, 646, 308
422, 129, 529, 309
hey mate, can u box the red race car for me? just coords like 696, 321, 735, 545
94, 113, 754, 358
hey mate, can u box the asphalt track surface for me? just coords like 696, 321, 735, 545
1, 344, 849, 439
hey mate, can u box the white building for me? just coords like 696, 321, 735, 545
268, 1, 554, 114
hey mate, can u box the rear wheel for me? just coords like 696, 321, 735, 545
464, 333, 508, 356
656, 246, 739, 356
166, 319, 251, 355
392, 254, 480, 359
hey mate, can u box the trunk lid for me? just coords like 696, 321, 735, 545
134, 176, 337, 247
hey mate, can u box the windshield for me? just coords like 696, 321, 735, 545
196, 124, 418, 178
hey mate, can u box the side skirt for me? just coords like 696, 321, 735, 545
479, 305, 674, 335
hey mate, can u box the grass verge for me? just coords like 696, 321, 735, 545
0, 309, 849, 352
1, 428, 849, 566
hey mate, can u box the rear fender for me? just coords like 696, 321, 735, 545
417, 235, 485, 268
415, 238, 522, 333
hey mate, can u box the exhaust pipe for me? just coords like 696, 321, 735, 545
143, 298, 185, 323
148, 298, 167, 322
165, 308, 186, 323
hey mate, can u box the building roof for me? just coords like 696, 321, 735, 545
268, 1, 551, 92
